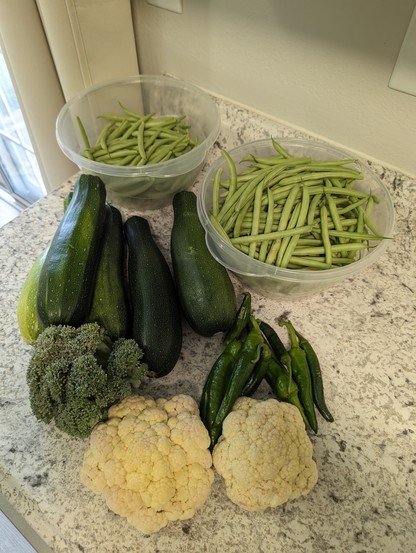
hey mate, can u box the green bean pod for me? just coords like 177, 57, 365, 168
295, 330, 334, 423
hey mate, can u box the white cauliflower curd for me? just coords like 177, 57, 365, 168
80, 394, 214, 534
212, 396, 318, 512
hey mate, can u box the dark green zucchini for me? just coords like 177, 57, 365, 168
124, 216, 182, 376
86, 205, 130, 339
171, 191, 236, 337
36, 174, 107, 327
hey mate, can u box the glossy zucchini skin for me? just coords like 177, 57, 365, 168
171, 191, 236, 337
86, 205, 130, 339
17, 245, 49, 344
36, 174, 107, 327
124, 216, 182, 376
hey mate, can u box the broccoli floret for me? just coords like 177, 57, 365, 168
26, 323, 148, 438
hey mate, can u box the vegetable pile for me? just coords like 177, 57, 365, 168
16, 162, 338, 533
210, 139, 388, 270
200, 292, 334, 449
77, 106, 198, 166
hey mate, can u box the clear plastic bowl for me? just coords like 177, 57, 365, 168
56, 75, 220, 209
197, 138, 395, 299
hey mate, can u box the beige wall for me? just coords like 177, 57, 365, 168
133, 0, 416, 176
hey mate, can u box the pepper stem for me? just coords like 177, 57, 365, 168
279, 319, 300, 349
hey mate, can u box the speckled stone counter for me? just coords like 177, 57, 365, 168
1, 96, 415, 553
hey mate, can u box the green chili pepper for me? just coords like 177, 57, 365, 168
210, 316, 264, 447
199, 339, 242, 434
223, 292, 252, 346
241, 341, 271, 396
259, 320, 287, 359
295, 329, 334, 423
258, 321, 309, 427
264, 354, 309, 428
279, 320, 318, 433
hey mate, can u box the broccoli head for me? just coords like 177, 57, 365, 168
26, 323, 148, 438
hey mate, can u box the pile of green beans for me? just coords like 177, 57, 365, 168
76, 105, 198, 167
210, 139, 389, 270
200, 292, 333, 448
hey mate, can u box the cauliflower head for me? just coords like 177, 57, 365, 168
212, 396, 318, 512
80, 394, 214, 534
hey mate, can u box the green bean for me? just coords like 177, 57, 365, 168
95, 148, 138, 160
265, 183, 300, 264
122, 118, 142, 140
248, 179, 266, 257
276, 202, 301, 267
327, 229, 388, 241
212, 167, 223, 218
221, 149, 238, 198
210, 214, 233, 244
120, 104, 150, 120
231, 225, 311, 245
245, 154, 310, 167
78, 108, 197, 167
81, 149, 94, 160
98, 114, 133, 122
325, 192, 349, 256
321, 186, 376, 200
95, 121, 113, 150
306, 193, 323, 226
336, 196, 368, 215
297, 238, 323, 246
117, 154, 137, 166
319, 205, 332, 265
290, 255, 356, 267
289, 257, 333, 269
262, 160, 309, 187
107, 119, 129, 142
145, 138, 172, 159
76, 116, 91, 149
233, 198, 253, 238
292, 242, 368, 256
209, 139, 388, 271
223, 209, 240, 234
150, 116, 182, 128
277, 169, 361, 188
136, 121, 146, 160
271, 138, 292, 158
280, 193, 311, 268
361, 206, 383, 237
93, 139, 137, 156
235, 172, 269, 213
258, 188, 276, 262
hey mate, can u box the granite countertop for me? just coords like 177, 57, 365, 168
0, 97, 415, 553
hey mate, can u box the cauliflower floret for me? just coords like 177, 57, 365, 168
80, 394, 214, 534
212, 396, 318, 512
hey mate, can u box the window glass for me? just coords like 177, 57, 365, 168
0, 47, 45, 210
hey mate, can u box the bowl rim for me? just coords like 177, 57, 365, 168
56, 74, 221, 178
197, 137, 396, 283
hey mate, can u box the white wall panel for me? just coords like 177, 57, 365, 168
36, 0, 140, 101
133, 0, 416, 176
